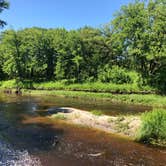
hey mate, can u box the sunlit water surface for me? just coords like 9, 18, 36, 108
0, 94, 165, 166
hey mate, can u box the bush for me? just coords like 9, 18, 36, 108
60, 79, 77, 85
98, 65, 141, 84
137, 109, 166, 145
0, 80, 17, 88
0, 79, 35, 89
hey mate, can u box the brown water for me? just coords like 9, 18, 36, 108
27, 94, 152, 116
0, 94, 165, 166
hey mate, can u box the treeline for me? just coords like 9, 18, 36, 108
0, 0, 165, 92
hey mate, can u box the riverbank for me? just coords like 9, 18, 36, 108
49, 107, 141, 139
23, 89, 166, 107
1, 80, 166, 107
0, 80, 155, 94
1, 86, 166, 107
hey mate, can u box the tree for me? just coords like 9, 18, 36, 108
0, 30, 23, 79
0, 0, 9, 79
0, 0, 165, 93
0, 0, 9, 27
111, 0, 166, 91
78, 26, 106, 80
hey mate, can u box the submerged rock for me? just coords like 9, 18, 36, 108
47, 107, 73, 114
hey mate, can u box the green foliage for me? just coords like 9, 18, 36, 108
0, 0, 165, 93
0, 0, 9, 27
137, 109, 166, 145
0, 80, 17, 88
55, 57, 65, 80
98, 65, 141, 84
33, 81, 148, 93
112, 0, 166, 92
0, 79, 34, 89
18, 89, 166, 107
0, 80, 154, 94
91, 110, 103, 116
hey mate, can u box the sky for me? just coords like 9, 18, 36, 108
1, 0, 133, 30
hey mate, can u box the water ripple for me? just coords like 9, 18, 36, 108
0, 141, 41, 166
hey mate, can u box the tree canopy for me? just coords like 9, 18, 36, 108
0, 0, 9, 27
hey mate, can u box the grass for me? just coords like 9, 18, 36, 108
0, 80, 166, 107
51, 113, 67, 120
108, 115, 130, 134
33, 81, 155, 94
115, 121, 130, 133
91, 110, 103, 116
137, 109, 166, 146
0, 79, 155, 94
23, 89, 166, 107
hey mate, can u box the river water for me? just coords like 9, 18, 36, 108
0, 94, 165, 166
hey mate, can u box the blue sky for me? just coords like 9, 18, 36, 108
1, 0, 133, 30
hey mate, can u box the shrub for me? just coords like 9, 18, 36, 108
0, 80, 16, 88
137, 109, 166, 145
60, 78, 77, 85
98, 65, 141, 84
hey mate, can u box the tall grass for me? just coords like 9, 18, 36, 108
0, 80, 154, 93
33, 81, 153, 93
137, 109, 166, 146
1, 80, 166, 107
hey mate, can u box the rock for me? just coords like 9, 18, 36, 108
47, 107, 73, 114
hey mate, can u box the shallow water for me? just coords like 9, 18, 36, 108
0, 94, 165, 166
27, 94, 152, 116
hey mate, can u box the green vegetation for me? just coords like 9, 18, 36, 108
137, 109, 166, 146
0, 0, 165, 149
51, 113, 67, 120
98, 66, 141, 85
19, 89, 166, 107
0, 79, 154, 93
91, 110, 103, 116
115, 121, 130, 134
0, 0, 9, 27
0, 0, 166, 146
0, 0, 165, 93
108, 115, 133, 135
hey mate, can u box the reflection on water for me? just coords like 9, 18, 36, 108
0, 124, 62, 152
33, 95, 152, 116
0, 94, 165, 166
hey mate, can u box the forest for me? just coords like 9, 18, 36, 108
0, 0, 165, 93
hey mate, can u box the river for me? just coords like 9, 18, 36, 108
0, 93, 165, 166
